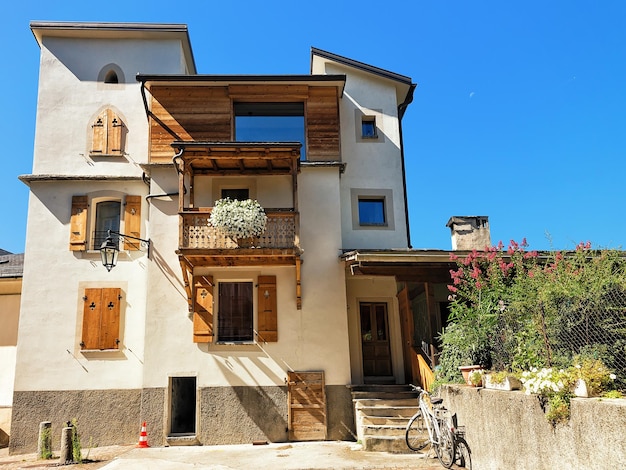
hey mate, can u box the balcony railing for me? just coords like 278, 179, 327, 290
181, 209, 298, 250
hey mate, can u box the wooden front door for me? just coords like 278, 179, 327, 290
360, 302, 393, 381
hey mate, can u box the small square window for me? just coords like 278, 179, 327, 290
358, 198, 386, 226
361, 117, 377, 139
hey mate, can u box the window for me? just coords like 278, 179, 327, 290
361, 117, 377, 138
234, 102, 306, 160
192, 275, 277, 344
69, 195, 142, 251
93, 201, 121, 249
81, 287, 122, 350
218, 282, 254, 342
91, 108, 124, 156
350, 188, 395, 230
104, 70, 119, 84
358, 198, 386, 226
221, 188, 249, 200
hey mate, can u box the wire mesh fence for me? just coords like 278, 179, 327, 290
489, 285, 626, 388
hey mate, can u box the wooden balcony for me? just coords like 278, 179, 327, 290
178, 208, 301, 267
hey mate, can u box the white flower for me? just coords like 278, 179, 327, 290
610, 374, 617, 380
209, 198, 267, 239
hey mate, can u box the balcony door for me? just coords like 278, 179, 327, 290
360, 302, 393, 383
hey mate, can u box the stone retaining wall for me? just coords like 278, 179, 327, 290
439, 385, 626, 470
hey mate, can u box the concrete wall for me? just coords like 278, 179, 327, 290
10, 389, 142, 453
440, 385, 626, 470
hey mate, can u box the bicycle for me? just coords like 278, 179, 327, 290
404, 384, 458, 469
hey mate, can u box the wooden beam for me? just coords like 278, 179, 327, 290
296, 257, 302, 310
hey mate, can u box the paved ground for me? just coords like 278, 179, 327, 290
0, 441, 452, 470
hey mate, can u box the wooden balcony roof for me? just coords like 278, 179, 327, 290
172, 141, 300, 175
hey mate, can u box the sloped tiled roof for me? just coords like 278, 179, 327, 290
0, 252, 24, 278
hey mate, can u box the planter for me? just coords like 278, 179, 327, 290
484, 374, 522, 391
459, 365, 484, 386
573, 379, 589, 398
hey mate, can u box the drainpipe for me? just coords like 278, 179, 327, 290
398, 83, 416, 249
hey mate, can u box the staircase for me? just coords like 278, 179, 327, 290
351, 384, 419, 453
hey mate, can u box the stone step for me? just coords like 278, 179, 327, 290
361, 415, 411, 426
355, 405, 417, 418
350, 384, 411, 392
361, 424, 408, 438
351, 390, 417, 400
354, 398, 418, 408
361, 435, 417, 454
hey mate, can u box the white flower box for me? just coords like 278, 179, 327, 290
484, 374, 522, 391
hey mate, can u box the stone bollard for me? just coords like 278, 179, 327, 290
59, 426, 74, 464
37, 421, 52, 459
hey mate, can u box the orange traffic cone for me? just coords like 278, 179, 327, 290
136, 421, 150, 448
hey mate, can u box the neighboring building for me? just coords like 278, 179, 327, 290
12, 21, 466, 453
0, 250, 23, 448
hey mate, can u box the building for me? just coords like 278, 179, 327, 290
11, 21, 463, 453
0, 250, 23, 448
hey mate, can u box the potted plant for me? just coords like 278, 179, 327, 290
468, 369, 484, 387
209, 198, 267, 245
570, 356, 616, 398
484, 371, 522, 391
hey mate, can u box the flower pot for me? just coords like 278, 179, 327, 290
484, 374, 522, 391
459, 365, 484, 386
573, 379, 589, 398
236, 237, 255, 248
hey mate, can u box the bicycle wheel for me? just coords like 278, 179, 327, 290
405, 411, 430, 451
454, 436, 472, 469
434, 424, 456, 468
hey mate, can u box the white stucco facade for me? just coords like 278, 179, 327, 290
11, 23, 416, 453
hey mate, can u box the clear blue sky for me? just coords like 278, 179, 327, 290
2, 1, 625, 254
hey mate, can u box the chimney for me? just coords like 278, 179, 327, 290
446, 216, 491, 250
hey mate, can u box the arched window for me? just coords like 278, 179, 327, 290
104, 70, 119, 84
97, 63, 125, 84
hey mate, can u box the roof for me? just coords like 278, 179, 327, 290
341, 249, 455, 283
310, 47, 416, 118
0, 252, 24, 278
30, 21, 197, 74
311, 47, 413, 85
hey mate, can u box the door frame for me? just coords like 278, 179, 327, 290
359, 301, 394, 383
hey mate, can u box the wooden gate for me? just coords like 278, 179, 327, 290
287, 371, 327, 441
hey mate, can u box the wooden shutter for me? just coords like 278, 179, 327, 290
108, 111, 123, 154
91, 111, 106, 155
124, 196, 142, 251
257, 275, 277, 342
193, 275, 214, 343
91, 109, 123, 155
70, 196, 88, 251
81, 288, 121, 350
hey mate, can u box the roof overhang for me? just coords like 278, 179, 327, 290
310, 48, 415, 117
136, 73, 346, 96
30, 21, 196, 74
342, 249, 455, 283
172, 141, 301, 176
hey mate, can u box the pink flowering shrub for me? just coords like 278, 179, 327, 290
436, 240, 626, 386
